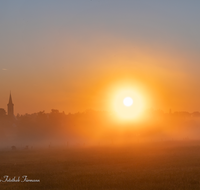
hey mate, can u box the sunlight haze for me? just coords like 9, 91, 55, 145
0, 0, 200, 114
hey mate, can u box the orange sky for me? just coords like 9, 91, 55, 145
1, 37, 199, 115
1, 1, 200, 115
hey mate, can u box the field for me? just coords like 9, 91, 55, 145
1, 142, 200, 190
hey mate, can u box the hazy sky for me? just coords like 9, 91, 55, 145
1, 0, 200, 114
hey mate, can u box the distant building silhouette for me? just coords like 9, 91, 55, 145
7, 92, 14, 119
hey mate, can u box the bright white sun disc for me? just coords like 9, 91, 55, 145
123, 97, 133, 107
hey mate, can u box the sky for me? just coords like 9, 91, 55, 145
1, 0, 200, 115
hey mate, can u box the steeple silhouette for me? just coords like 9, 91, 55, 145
7, 92, 14, 118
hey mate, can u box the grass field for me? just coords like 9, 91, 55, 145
1, 142, 200, 190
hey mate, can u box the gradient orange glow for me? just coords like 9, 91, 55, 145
105, 82, 148, 123
1, 1, 200, 116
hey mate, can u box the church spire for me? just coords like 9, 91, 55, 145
7, 92, 14, 118
9, 92, 13, 105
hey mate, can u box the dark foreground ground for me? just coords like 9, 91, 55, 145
1, 142, 200, 190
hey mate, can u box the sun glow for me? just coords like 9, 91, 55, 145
111, 86, 146, 122
123, 97, 133, 107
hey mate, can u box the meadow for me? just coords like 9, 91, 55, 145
0, 142, 200, 190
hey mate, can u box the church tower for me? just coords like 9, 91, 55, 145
7, 92, 14, 118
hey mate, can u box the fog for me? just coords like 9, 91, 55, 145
1, 109, 200, 150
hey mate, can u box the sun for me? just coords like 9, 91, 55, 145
111, 87, 146, 122
123, 97, 133, 107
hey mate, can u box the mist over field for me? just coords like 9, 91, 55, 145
1, 109, 200, 150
